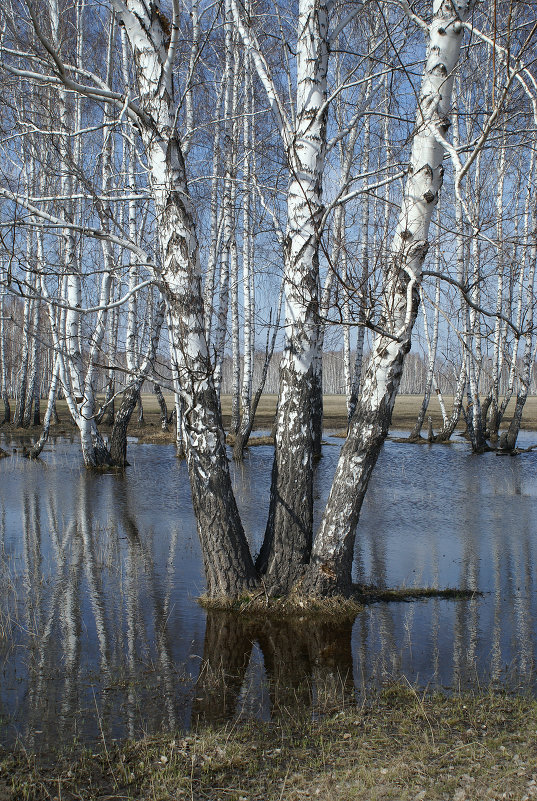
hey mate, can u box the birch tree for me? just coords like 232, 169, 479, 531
3, 0, 537, 606
303, 0, 476, 596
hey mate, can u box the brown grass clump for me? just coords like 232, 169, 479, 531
198, 591, 364, 621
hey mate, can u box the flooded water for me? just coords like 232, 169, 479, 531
1, 430, 537, 751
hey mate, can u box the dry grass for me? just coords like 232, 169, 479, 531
3, 688, 537, 800
198, 591, 364, 620
3, 393, 537, 444
198, 585, 478, 621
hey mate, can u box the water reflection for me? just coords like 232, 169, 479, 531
192, 613, 355, 726
0, 435, 537, 751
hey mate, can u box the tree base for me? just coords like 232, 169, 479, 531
198, 590, 363, 621
198, 583, 480, 621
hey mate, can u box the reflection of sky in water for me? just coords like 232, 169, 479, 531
1, 431, 537, 750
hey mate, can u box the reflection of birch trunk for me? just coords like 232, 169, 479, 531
193, 612, 355, 725
258, 617, 354, 719
31, 493, 76, 723
490, 519, 502, 682
58, 520, 83, 729
22, 491, 43, 644
120, 504, 178, 731
192, 612, 255, 726
514, 522, 533, 680
78, 476, 110, 679
453, 474, 479, 686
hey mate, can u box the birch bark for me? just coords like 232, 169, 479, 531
0, 266, 10, 423
304, 0, 474, 596
111, 0, 257, 596
255, 0, 329, 593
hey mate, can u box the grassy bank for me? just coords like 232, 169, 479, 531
2, 688, 537, 800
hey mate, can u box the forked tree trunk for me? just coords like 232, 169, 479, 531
435, 360, 466, 442
303, 0, 474, 596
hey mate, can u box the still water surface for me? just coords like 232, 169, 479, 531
1, 431, 536, 750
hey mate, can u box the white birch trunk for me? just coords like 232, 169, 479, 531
304, 0, 474, 596
28, 357, 61, 459
48, 0, 103, 465
14, 227, 33, 427
23, 262, 41, 428
203, 78, 224, 345
465, 149, 486, 451
257, 0, 329, 593
109, 299, 166, 466
213, 6, 239, 399
410, 202, 442, 441
348, 108, 372, 419
112, 0, 257, 596
229, 39, 242, 433
0, 265, 11, 423
488, 139, 507, 438
235, 49, 255, 451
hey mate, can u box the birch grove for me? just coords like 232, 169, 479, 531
1, 0, 536, 600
